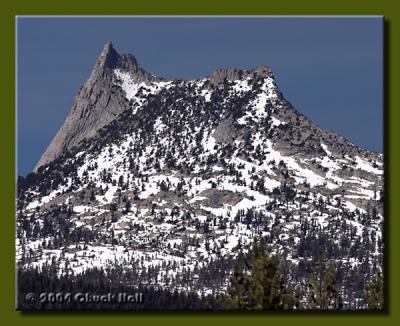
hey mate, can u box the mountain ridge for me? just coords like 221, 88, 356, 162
34, 43, 286, 171
19, 42, 383, 309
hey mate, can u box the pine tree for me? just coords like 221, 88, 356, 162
307, 255, 342, 309
247, 239, 282, 309
124, 200, 132, 213
364, 273, 384, 309
220, 262, 248, 309
221, 239, 299, 310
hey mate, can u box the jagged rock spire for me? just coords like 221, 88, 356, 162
102, 40, 114, 54
97, 41, 120, 70
34, 42, 134, 171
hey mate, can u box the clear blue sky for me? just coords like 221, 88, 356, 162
17, 16, 383, 176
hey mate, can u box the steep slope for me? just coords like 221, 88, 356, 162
18, 43, 384, 308
34, 42, 172, 171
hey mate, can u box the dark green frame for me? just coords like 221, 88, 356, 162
1, 0, 398, 324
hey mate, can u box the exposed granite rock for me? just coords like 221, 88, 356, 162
212, 118, 240, 144
34, 42, 167, 171
207, 66, 274, 87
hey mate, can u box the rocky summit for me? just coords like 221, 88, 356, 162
17, 42, 384, 310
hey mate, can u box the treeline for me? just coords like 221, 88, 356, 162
17, 239, 383, 311
17, 266, 217, 311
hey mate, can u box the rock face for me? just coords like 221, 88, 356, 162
34, 42, 169, 171
207, 66, 275, 87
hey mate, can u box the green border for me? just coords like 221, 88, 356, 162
1, 0, 398, 324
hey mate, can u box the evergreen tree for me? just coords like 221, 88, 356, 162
364, 273, 384, 309
124, 200, 132, 213
221, 239, 299, 310
220, 262, 248, 309
307, 255, 342, 309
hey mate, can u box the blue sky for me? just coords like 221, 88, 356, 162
17, 16, 383, 176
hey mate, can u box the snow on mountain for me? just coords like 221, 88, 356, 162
17, 42, 383, 302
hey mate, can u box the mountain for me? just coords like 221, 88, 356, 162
17, 42, 384, 310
